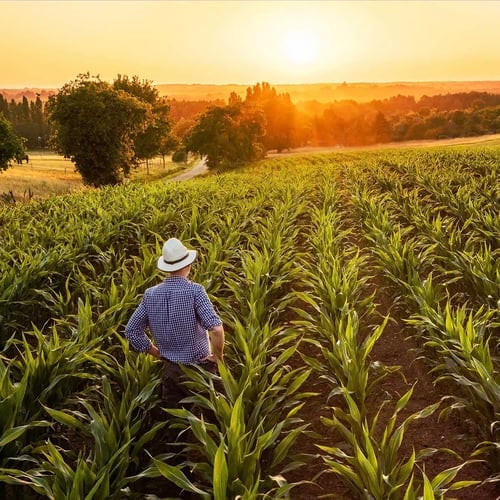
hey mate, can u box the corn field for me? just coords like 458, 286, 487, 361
0, 144, 498, 499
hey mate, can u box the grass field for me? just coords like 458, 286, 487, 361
0, 150, 191, 203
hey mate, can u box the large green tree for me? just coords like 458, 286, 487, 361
46, 74, 152, 186
185, 103, 264, 169
0, 114, 26, 171
113, 75, 171, 170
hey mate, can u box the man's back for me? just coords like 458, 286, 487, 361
125, 275, 221, 363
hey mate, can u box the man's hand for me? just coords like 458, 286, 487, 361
148, 345, 161, 358
201, 353, 222, 363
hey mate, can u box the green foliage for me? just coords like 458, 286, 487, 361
46, 73, 151, 186
171, 148, 188, 163
113, 74, 171, 165
0, 113, 26, 171
0, 144, 497, 497
185, 102, 265, 169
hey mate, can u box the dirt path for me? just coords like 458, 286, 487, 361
169, 157, 208, 181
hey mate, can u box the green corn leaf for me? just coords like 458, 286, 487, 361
402, 474, 416, 500
213, 442, 228, 500
151, 456, 209, 497
430, 461, 476, 491
422, 472, 435, 499
271, 424, 308, 468
0, 425, 31, 447
446, 479, 481, 490
323, 458, 365, 490
43, 405, 87, 432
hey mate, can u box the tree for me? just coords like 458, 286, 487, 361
158, 134, 179, 168
0, 114, 26, 171
113, 75, 171, 171
245, 82, 298, 152
372, 111, 392, 143
46, 73, 150, 186
185, 103, 264, 169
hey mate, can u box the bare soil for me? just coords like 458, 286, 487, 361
284, 274, 499, 499
282, 159, 500, 499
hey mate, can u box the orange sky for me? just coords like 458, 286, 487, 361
1, 1, 500, 88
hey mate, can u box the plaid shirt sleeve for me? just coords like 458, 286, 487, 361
125, 300, 153, 353
194, 284, 222, 330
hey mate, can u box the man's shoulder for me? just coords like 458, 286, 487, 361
142, 285, 155, 298
173, 278, 202, 291
191, 281, 205, 293
145, 279, 204, 297
149, 279, 202, 291
144, 282, 168, 296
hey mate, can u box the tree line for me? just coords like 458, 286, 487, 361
0, 93, 48, 149
1, 74, 500, 185
302, 92, 500, 146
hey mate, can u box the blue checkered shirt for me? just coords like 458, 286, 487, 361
125, 276, 222, 364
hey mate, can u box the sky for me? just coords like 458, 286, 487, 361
1, 1, 500, 88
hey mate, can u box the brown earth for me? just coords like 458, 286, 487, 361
284, 274, 499, 499
281, 158, 499, 499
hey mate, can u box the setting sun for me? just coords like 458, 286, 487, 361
282, 30, 319, 65
1, 1, 500, 87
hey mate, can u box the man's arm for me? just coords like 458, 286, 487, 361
125, 301, 158, 356
208, 324, 225, 361
195, 285, 225, 361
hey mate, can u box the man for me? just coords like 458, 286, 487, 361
125, 237, 224, 406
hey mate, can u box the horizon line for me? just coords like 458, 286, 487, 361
3, 79, 500, 91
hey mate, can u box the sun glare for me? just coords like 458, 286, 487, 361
282, 30, 319, 65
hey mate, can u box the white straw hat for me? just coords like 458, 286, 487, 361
157, 238, 197, 272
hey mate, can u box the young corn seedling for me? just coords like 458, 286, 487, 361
160, 371, 309, 499
0, 358, 50, 470
408, 302, 499, 470
317, 386, 477, 499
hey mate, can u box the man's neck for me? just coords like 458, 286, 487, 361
170, 269, 190, 279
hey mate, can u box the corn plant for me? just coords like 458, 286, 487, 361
10, 325, 107, 420
155, 365, 310, 499
408, 303, 499, 466
0, 358, 50, 469
299, 309, 389, 413
319, 386, 476, 499
4, 367, 166, 498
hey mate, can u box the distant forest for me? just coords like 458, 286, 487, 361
2, 87, 500, 150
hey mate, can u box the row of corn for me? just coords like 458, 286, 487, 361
0, 145, 497, 497
347, 148, 499, 480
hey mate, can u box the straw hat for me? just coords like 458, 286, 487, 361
157, 238, 197, 272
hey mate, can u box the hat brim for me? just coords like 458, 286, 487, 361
157, 250, 197, 272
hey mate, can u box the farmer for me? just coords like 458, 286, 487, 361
125, 237, 224, 407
